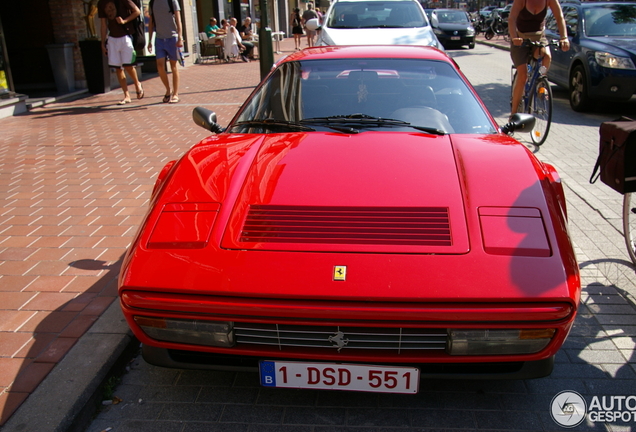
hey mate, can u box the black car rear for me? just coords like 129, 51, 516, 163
430, 9, 476, 49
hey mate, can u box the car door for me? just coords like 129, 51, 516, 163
545, 6, 578, 86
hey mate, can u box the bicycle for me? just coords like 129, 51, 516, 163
484, 15, 509, 41
510, 40, 559, 146
623, 193, 636, 265
589, 117, 636, 266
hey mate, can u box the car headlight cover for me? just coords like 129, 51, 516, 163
595, 52, 636, 70
147, 202, 220, 249
447, 328, 555, 355
433, 28, 444, 35
466, 28, 475, 36
135, 316, 235, 347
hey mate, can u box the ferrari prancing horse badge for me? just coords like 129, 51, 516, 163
333, 266, 347, 281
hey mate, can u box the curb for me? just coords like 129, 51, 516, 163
476, 38, 511, 51
2, 302, 139, 432
25, 89, 90, 110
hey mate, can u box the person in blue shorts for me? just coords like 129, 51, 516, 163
148, 0, 183, 103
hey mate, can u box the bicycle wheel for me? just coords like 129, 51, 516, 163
528, 76, 552, 146
623, 193, 636, 265
510, 69, 523, 114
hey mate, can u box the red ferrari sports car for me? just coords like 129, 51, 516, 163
119, 45, 580, 391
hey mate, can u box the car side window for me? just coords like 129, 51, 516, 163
546, 6, 578, 34
563, 6, 579, 35
545, 9, 557, 32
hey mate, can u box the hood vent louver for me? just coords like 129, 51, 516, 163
239, 205, 451, 246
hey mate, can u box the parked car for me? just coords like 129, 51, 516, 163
429, 8, 476, 48
316, 0, 444, 50
544, 0, 636, 111
119, 45, 581, 387
500, 3, 512, 20
479, 5, 497, 18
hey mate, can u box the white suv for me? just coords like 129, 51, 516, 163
317, 0, 444, 50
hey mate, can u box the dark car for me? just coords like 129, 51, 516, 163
545, 1, 636, 111
430, 9, 476, 48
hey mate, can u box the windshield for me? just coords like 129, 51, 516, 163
233, 58, 495, 134
437, 11, 470, 23
326, 1, 427, 28
585, 4, 636, 37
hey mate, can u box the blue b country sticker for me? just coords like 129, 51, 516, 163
259, 361, 276, 386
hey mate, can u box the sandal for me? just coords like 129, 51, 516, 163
162, 93, 171, 103
169, 96, 180, 104
136, 86, 144, 100
118, 98, 131, 105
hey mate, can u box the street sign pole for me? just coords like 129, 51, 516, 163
258, 0, 275, 80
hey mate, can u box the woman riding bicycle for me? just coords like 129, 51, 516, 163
508, 0, 570, 117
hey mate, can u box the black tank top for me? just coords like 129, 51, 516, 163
517, 0, 547, 33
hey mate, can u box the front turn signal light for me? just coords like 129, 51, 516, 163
447, 328, 555, 355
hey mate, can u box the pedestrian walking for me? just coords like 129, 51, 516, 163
98, 0, 144, 105
302, 3, 319, 47
147, 0, 183, 103
291, 8, 304, 50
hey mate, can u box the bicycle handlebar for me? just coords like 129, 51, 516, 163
521, 39, 562, 48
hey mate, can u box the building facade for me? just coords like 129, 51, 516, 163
0, 0, 308, 100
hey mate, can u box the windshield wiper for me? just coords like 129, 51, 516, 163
232, 119, 316, 132
301, 114, 447, 135
233, 118, 362, 134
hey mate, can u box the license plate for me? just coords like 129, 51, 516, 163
451, 36, 461, 40
259, 360, 419, 394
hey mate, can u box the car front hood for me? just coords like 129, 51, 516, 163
588, 36, 636, 56
125, 132, 577, 301
322, 27, 440, 48
219, 132, 469, 254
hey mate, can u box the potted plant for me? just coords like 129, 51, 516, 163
79, 0, 111, 93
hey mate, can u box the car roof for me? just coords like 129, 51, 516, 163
280, 45, 453, 63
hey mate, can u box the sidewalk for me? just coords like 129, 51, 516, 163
0, 39, 297, 430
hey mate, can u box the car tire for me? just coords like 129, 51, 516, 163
469, 42, 475, 49
569, 65, 591, 112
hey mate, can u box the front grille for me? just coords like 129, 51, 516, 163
239, 205, 452, 246
234, 323, 448, 354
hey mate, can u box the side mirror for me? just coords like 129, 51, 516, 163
501, 113, 536, 135
192, 107, 224, 133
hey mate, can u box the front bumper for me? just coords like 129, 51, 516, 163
142, 345, 555, 379
589, 74, 636, 101
437, 35, 475, 46
120, 290, 576, 378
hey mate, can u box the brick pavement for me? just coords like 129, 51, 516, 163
0, 44, 270, 425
